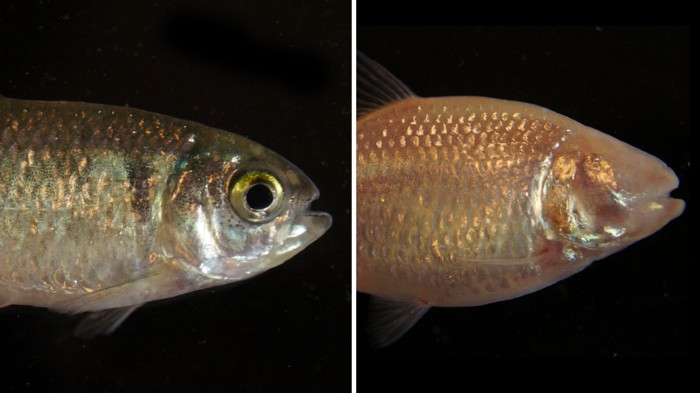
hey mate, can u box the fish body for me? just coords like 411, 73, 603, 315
0, 97, 331, 336
356, 54, 684, 346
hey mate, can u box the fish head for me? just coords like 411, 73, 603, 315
163, 131, 332, 281
540, 127, 684, 266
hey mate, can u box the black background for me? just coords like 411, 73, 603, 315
357, 26, 689, 359
0, 1, 350, 392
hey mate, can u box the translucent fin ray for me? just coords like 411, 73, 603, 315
74, 304, 142, 338
357, 52, 416, 119
367, 296, 430, 348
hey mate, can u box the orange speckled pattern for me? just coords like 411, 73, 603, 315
358, 96, 570, 304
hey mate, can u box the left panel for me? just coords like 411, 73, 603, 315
0, 1, 351, 391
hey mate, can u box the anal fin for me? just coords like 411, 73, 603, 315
368, 296, 430, 348
74, 304, 142, 339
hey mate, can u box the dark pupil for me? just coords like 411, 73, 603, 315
246, 183, 274, 210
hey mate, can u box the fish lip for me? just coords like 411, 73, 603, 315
289, 192, 331, 243
653, 169, 685, 219
302, 182, 321, 204
271, 210, 330, 262
623, 175, 684, 241
290, 179, 330, 240
654, 194, 685, 221
300, 210, 333, 238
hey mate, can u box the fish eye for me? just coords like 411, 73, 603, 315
229, 170, 284, 223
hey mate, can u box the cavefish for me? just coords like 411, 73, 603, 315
0, 97, 331, 337
356, 53, 684, 347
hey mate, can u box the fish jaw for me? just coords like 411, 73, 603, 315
608, 158, 684, 247
275, 177, 333, 258
270, 210, 332, 264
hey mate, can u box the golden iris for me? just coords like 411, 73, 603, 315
229, 170, 284, 222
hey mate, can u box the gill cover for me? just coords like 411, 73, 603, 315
542, 151, 632, 251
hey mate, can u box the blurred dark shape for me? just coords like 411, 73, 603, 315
164, 12, 326, 92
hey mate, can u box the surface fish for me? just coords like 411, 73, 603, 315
356, 53, 684, 347
0, 97, 331, 337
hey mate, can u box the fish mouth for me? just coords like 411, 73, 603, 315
270, 209, 330, 264
656, 172, 683, 209
273, 184, 332, 259
647, 163, 684, 219
626, 166, 684, 241
296, 181, 332, 240
296, 186, 332, 243
647, 186, 685, 227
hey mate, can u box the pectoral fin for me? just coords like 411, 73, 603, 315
74, 304, 142, 339
367, 296, 430, 348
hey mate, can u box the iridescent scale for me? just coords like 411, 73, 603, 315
0, 99, 193, 295
358, 98, 569, 293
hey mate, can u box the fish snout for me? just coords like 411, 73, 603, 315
292, 172, 331, 240
277, 175, 331, 255
598, 138, 685, 242
624, 163, 684, 240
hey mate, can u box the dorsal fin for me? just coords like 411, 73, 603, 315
357, 52, 417, 119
